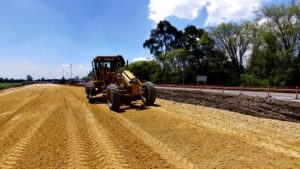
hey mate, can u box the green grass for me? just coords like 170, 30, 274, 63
0, 82, 23, 90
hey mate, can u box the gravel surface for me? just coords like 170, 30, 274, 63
0, 85, 299, 168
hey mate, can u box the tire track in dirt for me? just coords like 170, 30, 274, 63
151, 105, 300, 158
63, 96, 89, 169
62, 86, 300, 168
0, 88, 45, 126
0, 90, 34, 116
0, 86, 28, 97
0, 88, 46, 143
69, 86, 194, 168
0, 87, 59, 168
84, 109, 128, 169
67, 88, 175, 168
99, 106, 197, 169
0, 104, 53, 169
64, 90, 128, 168
65, 86, 300, 167
12, 91, 66, 168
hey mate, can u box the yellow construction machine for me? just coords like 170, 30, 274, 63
85, 55, 156, 110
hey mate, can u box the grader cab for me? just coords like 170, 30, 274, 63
85, 55, 156, 110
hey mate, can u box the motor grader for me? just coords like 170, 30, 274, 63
85, 55, 156, 110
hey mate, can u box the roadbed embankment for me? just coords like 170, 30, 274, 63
157, 88, 300, 123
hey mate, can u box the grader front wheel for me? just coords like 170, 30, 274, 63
141, 81, 156, 105
107, 84, 121, 110
87, 93, 94, 103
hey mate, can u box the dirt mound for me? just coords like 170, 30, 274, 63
157, 88, 300, 123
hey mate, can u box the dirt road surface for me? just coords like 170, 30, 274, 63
0, 84, 299, 168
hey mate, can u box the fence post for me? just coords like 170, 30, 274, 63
296, 86, 298, 99
267, 85, 270, 97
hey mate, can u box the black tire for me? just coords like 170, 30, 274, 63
142, 81, 156, 105
107, 84, 121, 111
85, 82, 95, 102
88, 94, 94, 103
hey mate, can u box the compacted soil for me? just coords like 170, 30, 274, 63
157, 88, 300, 123
0, 84, 299, 168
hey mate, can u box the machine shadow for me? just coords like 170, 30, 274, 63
89, 96, 106, 104
119, 102, 162, 113
90, 97, 161, 113
152, 104, 161, 107
118, 103, 148, 113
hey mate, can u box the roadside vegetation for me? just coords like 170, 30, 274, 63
0, 82, 23, 90
129, 1, 300, 87
0, 75, 36, 90
0, 74, 70, 86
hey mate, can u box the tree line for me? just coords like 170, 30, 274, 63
0, 75, 67, 84
0, 75, 33, 82
128, 1, 300, 87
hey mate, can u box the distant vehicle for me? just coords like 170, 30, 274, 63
85, 55, 156, 111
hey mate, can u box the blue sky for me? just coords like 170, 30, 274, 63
0, 0, 294, 79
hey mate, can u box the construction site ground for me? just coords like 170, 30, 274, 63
157, 88, 300, 123
0, 84, 299, 168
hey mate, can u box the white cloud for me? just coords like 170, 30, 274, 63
148, 0, 267, 25
132, 57, 150, 62
149, 0, 206, 23
205, 0, 264, 26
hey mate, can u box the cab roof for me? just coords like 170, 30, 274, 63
93, 55, 125, 66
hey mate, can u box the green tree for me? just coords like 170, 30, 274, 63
143, 20, 182, 58
259, 1, 300, 58
209, 23, 250, 85
127, 60, 158, 82
198, 32, 217, 76
209, 22, 251, 67
26, 75, 33, 81
182, 25, 205, 74
243, 0, 300, 86
164, 49, 191, 84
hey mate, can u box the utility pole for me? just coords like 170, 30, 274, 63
70, 63, 72, 80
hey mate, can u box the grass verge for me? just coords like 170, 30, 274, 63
0, 83, 23, 90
